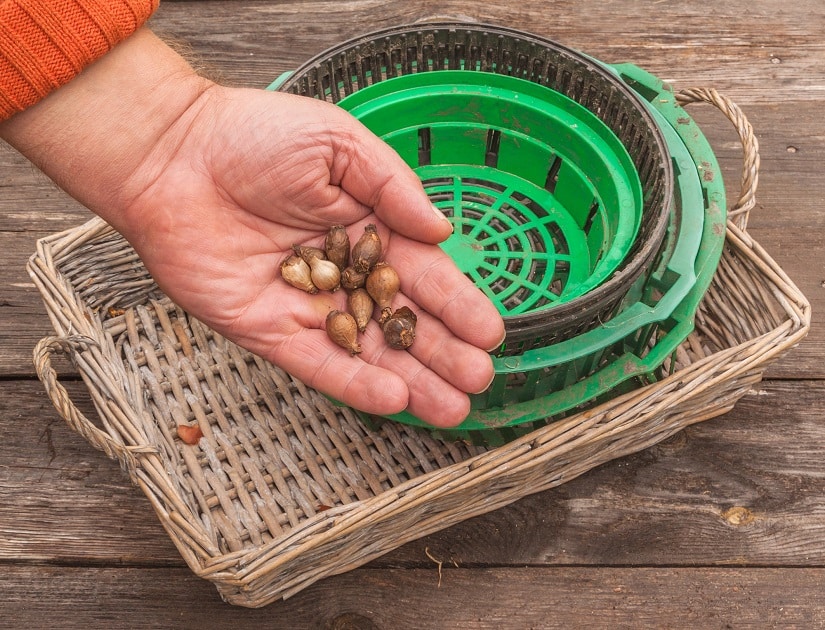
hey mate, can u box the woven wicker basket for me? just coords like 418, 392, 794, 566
28, 89, 810, 607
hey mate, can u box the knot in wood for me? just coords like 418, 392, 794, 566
721, 506, 756, 526
325, 612, 381, 630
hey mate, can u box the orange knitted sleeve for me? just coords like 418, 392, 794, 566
0, 0, 160, 120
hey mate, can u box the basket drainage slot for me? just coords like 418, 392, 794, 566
418, 127, 431, 166
545, 156, 562, 193
485, 129, 501, 167
583, 200, 599, 234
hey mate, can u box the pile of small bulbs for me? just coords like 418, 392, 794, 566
280, 224, 416, 354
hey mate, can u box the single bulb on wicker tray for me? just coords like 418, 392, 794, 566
280, 254, 317, 294
326, 310, 362, 355
382, 306, 416, 350
325, 224, 350, 271
366, 261, 400, 324
351, 223, 382, 273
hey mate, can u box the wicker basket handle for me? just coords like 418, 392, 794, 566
676, 87, 760, 231
33, 336, 141, 473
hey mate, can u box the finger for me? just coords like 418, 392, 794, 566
268, 326, 411, 416
250, 288, 412, 415
330, 111, 453, 244
385, 236, 506, 352
397, 301, 496, 397
237, 271, 478, 427
357, 321, 471, 428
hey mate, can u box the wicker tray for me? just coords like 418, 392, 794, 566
28, 88, 810, 607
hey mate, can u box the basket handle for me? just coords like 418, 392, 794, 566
33, 336, 142, 473
676, 87, 760, 231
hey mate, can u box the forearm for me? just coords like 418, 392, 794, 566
0, 27, 213, 232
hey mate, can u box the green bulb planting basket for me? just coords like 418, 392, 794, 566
274, 24, 725, 443
29, 22, 809, 607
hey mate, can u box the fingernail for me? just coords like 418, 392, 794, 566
472, 370, 497, 395
431, 202, 451, 225
485, 330, 507, 353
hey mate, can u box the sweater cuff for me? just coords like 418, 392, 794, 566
0, 0, 160, 120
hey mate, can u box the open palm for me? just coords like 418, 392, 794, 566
120, 87, 504, 427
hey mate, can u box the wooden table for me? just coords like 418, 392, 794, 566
2, 1, 824, 626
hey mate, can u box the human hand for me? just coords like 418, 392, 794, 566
0, 28, 504, 427
117, 86, 504, 427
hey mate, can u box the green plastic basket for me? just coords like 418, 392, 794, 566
273, 24, 726, 444
426, 64, 726, 444
395, 65, 724, 445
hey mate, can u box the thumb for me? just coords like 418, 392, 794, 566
333, 112, 453, 244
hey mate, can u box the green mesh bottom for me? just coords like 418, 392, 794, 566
423, 165, 588, 314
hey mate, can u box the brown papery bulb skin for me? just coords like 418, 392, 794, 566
340, 266, 368, 290
293, 244, 327, 263
326, 310, 361, 355
307, 257, 341, 292
382, 306, 417, 350
351, 223, 382, 273
366, 262, 400, 324
280, 254, 318, 294
325, 224, 350, 271
347, 288, 374, 333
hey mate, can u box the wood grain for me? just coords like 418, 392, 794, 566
148, 0, 825, 103
2, 565, 824, 627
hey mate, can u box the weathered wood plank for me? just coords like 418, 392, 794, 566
2, 565, 824, 625
406, 381, 825, 568
4, 378, 825, 569
149, 0, 825, 104
0, 379, 184, 565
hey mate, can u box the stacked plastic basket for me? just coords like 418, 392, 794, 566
274, 24, 728, 445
